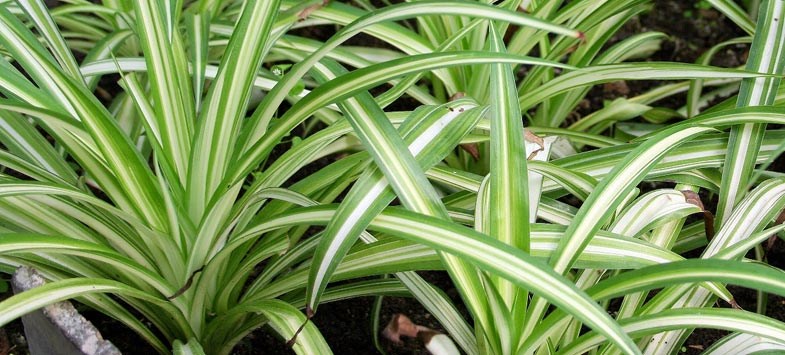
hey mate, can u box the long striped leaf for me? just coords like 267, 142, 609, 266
0, 110, 77, 185
230, 210, 693, 291
561, 308, 785, 355
521, 259, 785, 352
0, 234, 176, 297
187, 0, 281, 221
230, 205, 639, 354
0, 181, 179, 267
643, 177, 785, 353
609, 190, 702, 238
16, 0, 83, 82
232, 51, 573, 185
487, 23, 530, 316
245, 300, 331, 355
307, 99, 485, 311
0, 277, 191, 337
706, 0, 756, 34
716, 0, 785, 225
0, 7, 168, 231
173, 338, 206, 355
359, 207, 639, 355
184, 12, 209, 111
519, 63, 773, 110
523, 125, 713, 340
550, 125, 714, 274
704, 332, 785, 354
307, 57, 495, 354
132, 1, 194, 183
240, 0, 581, 156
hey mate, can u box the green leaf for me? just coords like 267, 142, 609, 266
521, 259, 785, 353
704, 332, 785, 354
307, 99, 486, 311
487, 23, 530, 315
524, 125, 713, 340
560, 308, 785, 355
173, 338, 206, 355
235, 205, 640, 354
0, 7, 169, 232
187, 0, 282, 221
239, 0, 581, 162
716, 0, 785, 225
235, 300, 331, 355
132, 1, 194, 182
0, 277, 191, 338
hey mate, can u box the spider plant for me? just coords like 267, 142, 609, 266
0, 0, 658, 353
2, 0, 785, 355
302, 0, 785, 354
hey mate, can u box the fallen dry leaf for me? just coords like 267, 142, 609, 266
524, 130, 544, 160
383, 314, 459, 355
382, 314, 420, 343
524, 129, 544, 147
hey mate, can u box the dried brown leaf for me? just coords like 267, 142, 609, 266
460, 143, 480, 160
681, 190, 715, 240
524, 129, 544, 147
298, 0, 329, 21
167, 266, 204, 299
681, 190, 705, 210
382, 314, 419, 343
524, 130, 544, 160
286, 308, 313, 348
729, 299, 742, 310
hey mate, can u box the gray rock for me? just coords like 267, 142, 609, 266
12, 267, 121, 355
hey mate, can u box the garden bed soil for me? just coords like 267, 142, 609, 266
2, 1, 783, 355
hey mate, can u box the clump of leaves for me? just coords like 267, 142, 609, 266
2, 1, 785, 355
0, 0, 596, 353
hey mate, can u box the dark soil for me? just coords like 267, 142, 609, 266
579, 1, 748, 120
0, 295, 28, 355
3, 2, 783, 355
